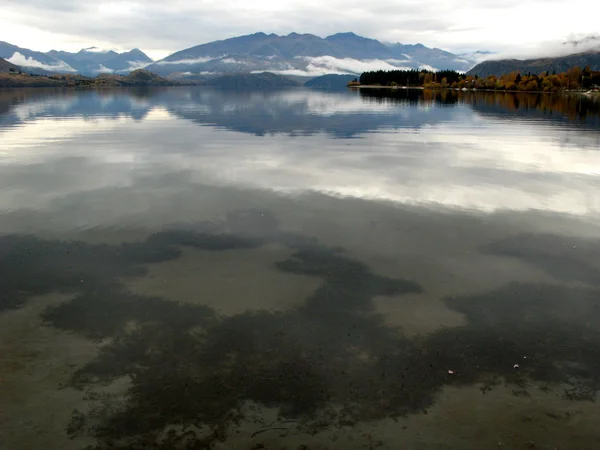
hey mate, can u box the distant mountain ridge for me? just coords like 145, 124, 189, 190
145, 32, 476, 78
467, 51, 600, 77
0, 41, 152, 75
46, 48, 153, 74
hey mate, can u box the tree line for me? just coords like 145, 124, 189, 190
358, 69, 462, 87
358, 66, 600, 92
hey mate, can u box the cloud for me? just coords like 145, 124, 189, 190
1, 0, 597, 59
83, 46, 113, 53
94, 64, 114, 73
464, 33, 600, 62
386, 59, 413, 65
121, 60, 152, 72
273, 56, 414, 77
6, 52, 76, 72
156, 56, 215, 65
418, 64, 438, 72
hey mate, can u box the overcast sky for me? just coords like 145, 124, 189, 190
1, 0, 598, 60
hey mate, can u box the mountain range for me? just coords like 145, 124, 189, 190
467, 50, 600, 77
145, 32, 474, 77
4, 32, 599, 80
0, 32, 476, 78
0, 41, 152, 75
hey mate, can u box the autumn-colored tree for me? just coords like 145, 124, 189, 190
525, 80, 539, 91
358, 66, 589, 92
566, 67, 582, 89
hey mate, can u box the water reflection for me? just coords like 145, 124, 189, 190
2, 87, 599, 137
1, 87, 600, 449
0, 88, 599, 221
360, 89, 600, 127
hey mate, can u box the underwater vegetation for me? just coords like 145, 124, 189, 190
3, 211, 600, 449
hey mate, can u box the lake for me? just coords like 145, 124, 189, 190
1, 87, 600, 449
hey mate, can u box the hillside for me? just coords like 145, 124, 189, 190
203, 72, 300, 89
0, 57, 20, 73
467, 51, 600, 77
0, 69, 180, 88
304, 74, 357, 89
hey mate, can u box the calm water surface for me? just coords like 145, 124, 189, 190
1, 87, 600, 449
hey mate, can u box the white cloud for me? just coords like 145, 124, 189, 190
94, 64, 114, 73
121, 60, 152, 72
7, 52, 76, 72
83, 46, 113, 53
156, 56, 215, 65
273, 55, 413, 77
0, 0, 596, 60
386, 59, 412, 65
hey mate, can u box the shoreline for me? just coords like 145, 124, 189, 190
349, 85, 599, 95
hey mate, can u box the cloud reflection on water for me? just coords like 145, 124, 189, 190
0, 87, 598, 225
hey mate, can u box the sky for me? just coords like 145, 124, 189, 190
1, 0, 598, 60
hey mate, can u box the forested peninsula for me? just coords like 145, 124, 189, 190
354, 67, 600, 93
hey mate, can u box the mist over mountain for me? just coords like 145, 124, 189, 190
0, 41, 152, 75
7, 31, 598, 81
45, 48, 153, 74
6, 32, 476, 80
0, 41, 75, 73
